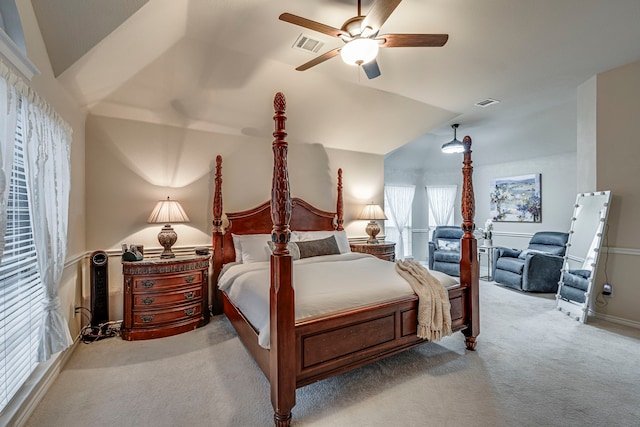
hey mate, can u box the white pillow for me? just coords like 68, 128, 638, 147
231, 233, 271, 263
293, 230, 351, 254
428, 269, 459, 288
267, 241, 301, 260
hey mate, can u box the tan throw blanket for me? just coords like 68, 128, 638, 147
395, 260, 452, 341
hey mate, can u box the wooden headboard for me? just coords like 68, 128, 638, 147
211, 156, 344, 311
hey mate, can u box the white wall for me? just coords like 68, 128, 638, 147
473, 152, 576, 251
582, 59, 640, 325
386, 152, 576, 263
86, 114, 384, 320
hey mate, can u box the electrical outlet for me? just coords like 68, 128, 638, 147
602, 283, 613, 296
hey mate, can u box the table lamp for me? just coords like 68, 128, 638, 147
358, 203, 387, 244
147, 197, 190, 258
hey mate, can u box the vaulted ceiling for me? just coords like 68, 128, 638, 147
31, 0, 640, 170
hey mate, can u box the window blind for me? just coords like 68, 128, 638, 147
0, 108, 43, 411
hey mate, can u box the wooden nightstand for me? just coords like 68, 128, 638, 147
122, 254, 211, 340
349, 241, 396, 261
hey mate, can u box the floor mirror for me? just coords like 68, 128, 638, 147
556, 191, 611, 323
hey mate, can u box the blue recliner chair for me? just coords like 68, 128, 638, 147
492, 231, 569, 292
428, 226, 463, 277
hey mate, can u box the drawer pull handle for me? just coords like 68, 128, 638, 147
184, 276, 196, 283
142, 297, 155, 305
184, 308, 196, 316
141, 280, 155, 288
184, 291, 195, 299
141, 315, 155, 323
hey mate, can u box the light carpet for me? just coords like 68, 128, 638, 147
25, 280, 640, 427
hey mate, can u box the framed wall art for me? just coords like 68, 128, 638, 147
489, 173, 541, 222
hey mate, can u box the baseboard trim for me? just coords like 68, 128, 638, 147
589, 311, 640, 329
1, 339, 79, 427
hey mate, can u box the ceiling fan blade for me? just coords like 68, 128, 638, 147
279, 13, 347, 38
361, 0, 403, 36
379, 33, 449, 48
295, 48, 342, 71
362, 59, 381, 79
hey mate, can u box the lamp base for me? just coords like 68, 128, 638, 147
158, 224, 177, 258
365, 220, 381, 245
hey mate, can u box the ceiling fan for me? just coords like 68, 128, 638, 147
279, 0, 448, 79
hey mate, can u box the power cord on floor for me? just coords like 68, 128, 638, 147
76, 306, 122, 343
594, 223, 610, 308
80, 320, 122, 343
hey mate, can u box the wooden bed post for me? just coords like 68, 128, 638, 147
336, 168, 344, 231
212, 155, 224, 315
459, 136, 480, 350
269, 92, 296, 427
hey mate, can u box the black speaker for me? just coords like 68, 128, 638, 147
90, 251, 109, 327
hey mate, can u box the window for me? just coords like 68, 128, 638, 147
384, 213, 412, 257
384, 185, 415, 259
426, 185, 457, 229
0, 0, 38, 80
0, 105, 44, 412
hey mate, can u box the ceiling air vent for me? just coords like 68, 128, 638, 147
474, 98, 501, 108
292, 34, 325, 54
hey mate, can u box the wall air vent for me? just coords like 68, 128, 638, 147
292, 34, 325, 54
474, 98, 501, 108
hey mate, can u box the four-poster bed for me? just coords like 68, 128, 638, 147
211, 92, 479, 426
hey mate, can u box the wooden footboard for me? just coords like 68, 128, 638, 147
294, 285, 466, 387
223, 285, 467, 389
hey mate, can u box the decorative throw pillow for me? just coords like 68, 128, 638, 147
293, 230, 351, 254
266, 241, 301, 260
295, 236, 341, 259
438, 239, 460, 251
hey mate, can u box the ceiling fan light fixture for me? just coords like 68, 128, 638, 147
340, 38, 379, 66
441, 124, 465, 154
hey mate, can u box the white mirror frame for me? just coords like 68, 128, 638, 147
556, 191, 611, 323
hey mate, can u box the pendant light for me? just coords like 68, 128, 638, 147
441, 124, 465, 154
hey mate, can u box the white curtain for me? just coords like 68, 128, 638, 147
0, 62, 21, 260
426, 185, 457, 227
21, 82, 73, 362
384, 185, 415, 260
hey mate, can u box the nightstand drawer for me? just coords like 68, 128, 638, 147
133, 286, 202, 308
132, 271, 202, 291
122, 254, 210, 340
132, 301, 202, 327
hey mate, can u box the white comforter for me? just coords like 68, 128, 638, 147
218, 253, 457, 348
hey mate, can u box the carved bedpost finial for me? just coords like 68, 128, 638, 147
271, 92, 292, 254
336, 168, 344, 231
274, 92, 286, 113
213, 155, 223, 233
461, 136, 475, 238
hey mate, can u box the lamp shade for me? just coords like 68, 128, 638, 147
147, 198, 189, 259
441, 123, 465, 154
358, 203, 387, 221
147, 197, 190, 224
341, 38, 379, 66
